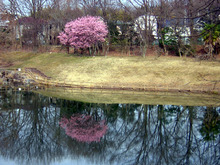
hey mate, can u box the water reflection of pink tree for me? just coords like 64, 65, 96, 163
59, 114, 108, 143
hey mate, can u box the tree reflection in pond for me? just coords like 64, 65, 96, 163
200, 107, 220, 141
0, 89, 219, 165
0, 89, 64, 165
60, 114, 108, 143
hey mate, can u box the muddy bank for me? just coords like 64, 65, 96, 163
0, 68, 219, 106
0, 69, 36, 86
0, 68, 219, 95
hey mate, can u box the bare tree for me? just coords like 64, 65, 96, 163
0, 0, 4, 12
153, 0, 173, 56
2, 0, 50, 48
173, 0, 219, 56
119, 0, 158, 57
0, 0, 20, 48
41, 0, 83, 45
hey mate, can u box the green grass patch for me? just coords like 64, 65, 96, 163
37, 87, 220, 106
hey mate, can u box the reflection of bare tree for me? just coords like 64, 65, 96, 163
200, 107, 220, 141
0, 90, 65, 165
105, 105, 220, 165
0, 90, 219, 165
0, 92, 112, 165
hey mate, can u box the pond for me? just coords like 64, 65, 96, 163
0, 88, 219, 165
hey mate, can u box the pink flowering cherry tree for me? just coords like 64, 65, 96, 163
59, 114, 108, 143
57, 16, 108, 55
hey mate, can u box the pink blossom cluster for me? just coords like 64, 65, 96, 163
59, 114, 108, 143
57, 16, 108, 49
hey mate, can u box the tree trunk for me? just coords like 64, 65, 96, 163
66, 46, 70, 54
141, 41, 147, 58
161, 36, 168, 56
208, 43, 213, 59
188, 0, 196, 53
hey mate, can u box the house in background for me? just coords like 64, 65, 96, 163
16, 16, 61, 47
0, 11, 11, 46
0, 12, 9, 29
0, 18, 8, 29
134, 15, 158, 40
134, 14, 204, 45
134, 15, 158, 45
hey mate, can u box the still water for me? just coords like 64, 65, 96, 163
0, 89, 219, 165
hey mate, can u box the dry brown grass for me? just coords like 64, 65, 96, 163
48, 55, 220, 92
1, 51, 220, 93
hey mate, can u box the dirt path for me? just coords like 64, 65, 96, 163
25, 68, 51, 79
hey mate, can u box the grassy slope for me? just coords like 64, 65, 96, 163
1, 51, 220, 105
4, 51, 220, 91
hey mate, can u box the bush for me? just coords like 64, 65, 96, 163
58, 16, 108, 54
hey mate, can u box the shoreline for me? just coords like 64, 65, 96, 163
1, 83, 220, 106
0, 68, 219, 95
0, 51, 220, 97
0, 68, 220, 106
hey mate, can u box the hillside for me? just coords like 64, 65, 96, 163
1, 51, 220, 93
